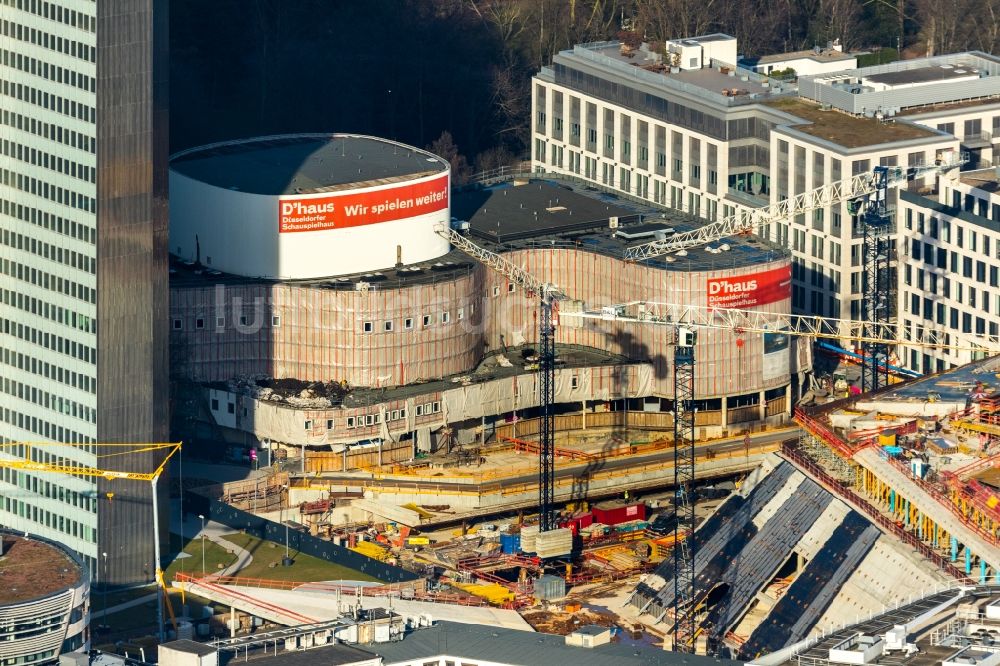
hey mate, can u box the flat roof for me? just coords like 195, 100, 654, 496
454, 181, 637, 242
766, 97, 937, 148
860, 355, 1000, 404
755, 49, 855, 65
170, 134, 448, 196
865, 65, 979, 86
0, 533, 82, 604
240, 642, 378, 665
677, 33, 734, 44
369, 620, 744, 666
453, 179, 786, 272
586, 43, 772, 97
959, 168, 1000, 193
161, 640, 217, 657
219, 344, 639, 411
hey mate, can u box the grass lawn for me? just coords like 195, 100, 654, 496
220, 533, 382, 583
163, 533, 238, 582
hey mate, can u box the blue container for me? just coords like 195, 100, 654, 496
500, 533, 521, 554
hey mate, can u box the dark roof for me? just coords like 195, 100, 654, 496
452, 179, 787, 273
453, 181, 637, 243
370, 620, 745, 666
865, 65, 978, 86
170, 134, 448, 195
161, 639, 217, 657
240, 643, 378, 666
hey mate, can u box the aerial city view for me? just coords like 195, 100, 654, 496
2, 1, 1000, 665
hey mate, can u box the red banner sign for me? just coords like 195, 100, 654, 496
706, 265, 791, 309
278, 174, 449, 233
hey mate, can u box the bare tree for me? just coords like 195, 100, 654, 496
429, 131, 473, 185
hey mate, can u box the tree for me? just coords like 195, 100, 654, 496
429, 131, 473, 185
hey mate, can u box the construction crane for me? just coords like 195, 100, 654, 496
853, 165, 892, 393
568, 302, 1000, 353
434, 224, 563, 533
0, 441, 183, 641
622, 155, 965, 262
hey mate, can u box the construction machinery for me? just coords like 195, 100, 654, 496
0, 441, 183, 641
434, 224, 563, 533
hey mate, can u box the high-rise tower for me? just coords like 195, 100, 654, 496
0, 0, 169, 584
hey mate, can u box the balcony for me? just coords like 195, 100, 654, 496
963, 130, 993, 148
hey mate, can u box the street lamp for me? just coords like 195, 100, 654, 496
198, 514, 206, 577
281, 485, 292, 566
101, 552, 108, 627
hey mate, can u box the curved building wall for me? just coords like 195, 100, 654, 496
169, 148, 451, 280
172, 269, 484, 387
480, 248, 795, 399
171, 248, 797, 396
0, 537, 90, 665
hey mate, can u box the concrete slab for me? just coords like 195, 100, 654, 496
795, 501, 851, 562
752, 471, 806, 529
811, 535, 952, 632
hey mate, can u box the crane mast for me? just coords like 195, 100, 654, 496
672, 328, 697, 651
858, 166, 893, 392
434, 225, 562, 532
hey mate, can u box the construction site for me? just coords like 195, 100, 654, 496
96, 132, 997, 666
5, 134, 999, 665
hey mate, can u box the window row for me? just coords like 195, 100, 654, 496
3, 197, 97, 244
2, 285, 95, 337
342, 406, 416, 430
2, 0, 96, 34
1, 375, 95, 424
3, 107, 96, 155
0, 343, 96, 394
1, 225, 95, 273
361, 308, 466, 333
1, 466, 98, 513
1, 46, 96, 94
173, 314, 281, 331
0, 495, 95, 545
1, 317, 96, 365
2, 136, 96, 184
1, 163, 97, 213
1, 17, 96, 63
1, 256, 96, 304
1, 77, 96, 124
0, 403, 94, 444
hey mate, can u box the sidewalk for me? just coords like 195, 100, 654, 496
172, 506, 254, 578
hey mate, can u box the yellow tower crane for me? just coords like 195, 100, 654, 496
0, 441, 183, 641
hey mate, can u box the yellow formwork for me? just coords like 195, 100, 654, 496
350, 540, 390, 562
452, 582, 515, 604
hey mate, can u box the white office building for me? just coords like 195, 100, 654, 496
0, 0, 170, 584
532, 37, 1000, 372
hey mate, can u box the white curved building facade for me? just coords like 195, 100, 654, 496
169, 134, 452, 280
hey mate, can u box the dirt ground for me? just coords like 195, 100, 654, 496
521, 607, 619, 634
